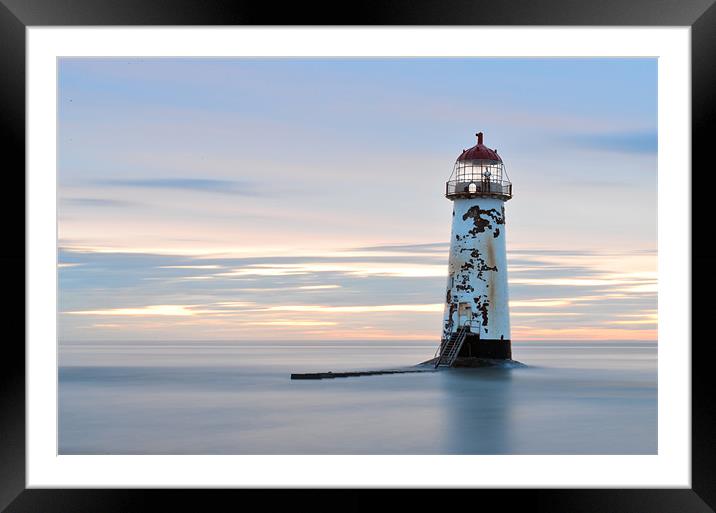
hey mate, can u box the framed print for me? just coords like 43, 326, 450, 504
2, 0, 715, 511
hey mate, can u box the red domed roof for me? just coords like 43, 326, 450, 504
457, 132, 502, 162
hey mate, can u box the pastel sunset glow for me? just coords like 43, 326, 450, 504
58, 58, 657, 342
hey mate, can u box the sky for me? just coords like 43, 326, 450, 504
57, 58, 657, 342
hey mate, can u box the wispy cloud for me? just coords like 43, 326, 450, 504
63, 198, 140, 208
563, 130, 657, 154
96, 178, 258, 195
352, 243, 449, 254
243, 321, 337, 327
67, 304, 200, 316
216, 262, 447, 278
58, 243, 657, 341
159, 265, 224, 270
297, 285, 342, 290
266, 304, 443, 313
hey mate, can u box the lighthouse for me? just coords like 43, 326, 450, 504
436, 132, 513, 367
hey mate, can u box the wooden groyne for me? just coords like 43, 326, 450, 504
290, 357, 525, 380
291, 368, 435, 380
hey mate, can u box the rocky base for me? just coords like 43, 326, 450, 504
419, 356, 526, 369
452, 357, 526, 368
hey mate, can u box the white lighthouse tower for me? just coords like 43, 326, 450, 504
436, 132, 513, 367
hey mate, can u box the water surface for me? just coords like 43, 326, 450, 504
59, 340, 656, 454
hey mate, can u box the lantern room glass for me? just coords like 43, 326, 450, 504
445, 159, 513, 200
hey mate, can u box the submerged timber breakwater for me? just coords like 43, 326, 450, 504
290, 358, 526, 380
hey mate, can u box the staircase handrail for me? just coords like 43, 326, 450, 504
435, 322, 470, 368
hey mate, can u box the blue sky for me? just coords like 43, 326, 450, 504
58, 58, 657, 342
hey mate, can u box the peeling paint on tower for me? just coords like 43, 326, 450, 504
441, 132, 513, 359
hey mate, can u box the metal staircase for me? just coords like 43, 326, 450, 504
435, 324, 469, 368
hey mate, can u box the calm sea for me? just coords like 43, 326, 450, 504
58, 340, 657, 454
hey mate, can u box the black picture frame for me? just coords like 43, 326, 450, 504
2, 1, 714, 511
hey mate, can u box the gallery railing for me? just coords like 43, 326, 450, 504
445, 179, 513, 200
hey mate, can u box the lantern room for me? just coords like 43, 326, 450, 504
445, 132, 513, 201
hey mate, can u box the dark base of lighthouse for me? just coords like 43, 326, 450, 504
458, 334, 512, 359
